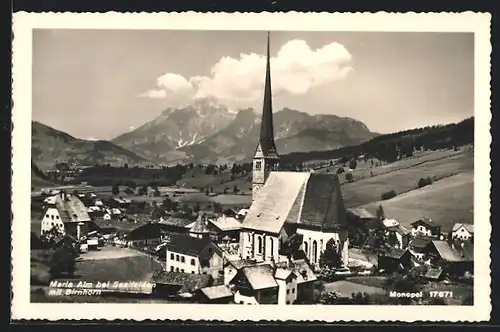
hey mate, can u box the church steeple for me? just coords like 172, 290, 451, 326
259, 31, 278, 156
252, 32, 280, 202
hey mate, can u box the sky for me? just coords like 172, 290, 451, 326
32, 29, 474, 140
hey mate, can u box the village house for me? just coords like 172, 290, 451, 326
410, 217, 442, 238
40, 192, 91, 240
125, 222, 169, 247
382, 219, 411, 249
274, 267, 298, 305
231, 263, 279, 304
275, 259, 317, 304
240, 33, 349, 269
346, 208, 376, 225
207, 214, 242, 242
194, 285, 234, 304
423, 240, 474, 276
165, 233, 224, 278
451, 223, 474, 241
407, 235, 434, 260
377, 248, 413, 273
224, 259, 258, 285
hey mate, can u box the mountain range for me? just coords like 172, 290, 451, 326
32, 100, 377, 168
111, 99, 377, 164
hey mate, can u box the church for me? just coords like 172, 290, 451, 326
239, 32, 349, 269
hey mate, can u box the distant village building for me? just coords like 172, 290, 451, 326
241, 32, 349, 269
224, 259, 257, 286
423, 240, 474, 276
165, 233, 224, 278
40, 192, 91, 240
410, 218, 442, 238
451, 223, 474, 241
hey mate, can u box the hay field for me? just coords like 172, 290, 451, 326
341, 151, 473, 208
359, 171, 473, 233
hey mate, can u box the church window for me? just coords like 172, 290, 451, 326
257, 237, 263, 254
255, 161, 262, 171
270, 238, 274, 256
312, 241, 318, 263
303, 242, 308, 254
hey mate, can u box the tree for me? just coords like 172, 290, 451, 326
124, 187, 134, 195
213, 202, 222, 214
193, 203, 201, 213
49, 246, 79, 278
376, 205, 385, 221
112, 183, 120, 195
233, 185, 239, 194
40, 225, 63, 248
154, 188, 161, 197
348, 158, 357, 170
319, 238, 342, 269
205, 188, 210, 196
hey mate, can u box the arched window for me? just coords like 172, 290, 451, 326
257, 237, 263, 254
269, 238, 274, 257
312, 240, 318, 263
303, 241, 308, 255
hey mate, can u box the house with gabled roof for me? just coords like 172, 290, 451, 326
231, 263, 279, 304
40, 192, 90, 239
240, 33, 349, 269
377, 248, 412, 273
411, 217, 442, 238
423, 240, 474, 276
165, 233, 224, 278
451, 223, 474, 241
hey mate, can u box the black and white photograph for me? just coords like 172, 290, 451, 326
11, 12, 491, 322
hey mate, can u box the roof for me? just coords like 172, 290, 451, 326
151, 271, 213, 293
275, 259, 317, 284
424, 267, 444, 280
160, 216, 193, 228
274, 268, 294, 280
430, 240, 463, 262
452, 223, 474, 234
237, 209, 249, 216
226, 259, 258, 270
382, 219, 399, 228
386, 224, 410, 236
199, 285, 234, 300
346, 208, 375, 220
411, 217, 440, 229
126, 223, 165, 240
243, 172, 347, 233
380, 248, 408, 259
210, 216, 242, 231
409, 236, 434, 249
166, 233, 220, 257
190, 214, 211, 234
46, 193, 91, 223
241, 264, 278, 290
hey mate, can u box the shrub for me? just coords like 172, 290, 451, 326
417, 177, 433, 188
381, 189, 397, 200
336, 167, 345, 174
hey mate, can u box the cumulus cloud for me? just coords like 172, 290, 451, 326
139, 39, 353, 107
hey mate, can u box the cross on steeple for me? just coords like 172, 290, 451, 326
252, 31, 280, 201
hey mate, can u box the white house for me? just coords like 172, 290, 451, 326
451, 223, 474, 241
410, 218, 442, 238
40, 192, 91, 239
165, 233, 224, 279
274, 267, 298, 305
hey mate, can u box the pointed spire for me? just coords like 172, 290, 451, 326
259, 31, 278, 156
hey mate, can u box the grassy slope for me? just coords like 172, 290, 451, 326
359, 171, 473, 233
340, 150, 473, 208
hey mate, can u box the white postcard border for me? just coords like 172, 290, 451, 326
12, 11, 492, 322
